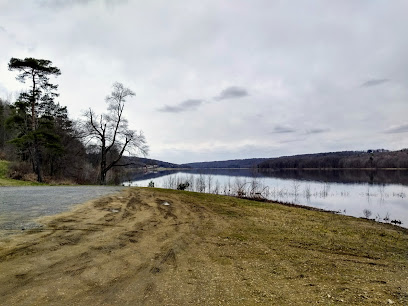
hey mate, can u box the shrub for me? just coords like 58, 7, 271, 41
177, 181, 189, 190
363, 209, 372, 219
8, 161, 33, 180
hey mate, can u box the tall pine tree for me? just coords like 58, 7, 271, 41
8, 57, 61, 182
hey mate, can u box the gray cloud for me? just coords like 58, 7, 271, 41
384, 123, 408, 134
279, 138, 305, 144
361, 79, 389, 87
271, 125, 296, 133
305, 128, 329, 134
215, 86, 249, 101
158, 99, 203, 113
0, 26, 5, 32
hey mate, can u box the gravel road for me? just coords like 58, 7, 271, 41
0, 186, 125, 232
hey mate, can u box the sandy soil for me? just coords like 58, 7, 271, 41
0, 187, 407, 305
0, 188, 225, 305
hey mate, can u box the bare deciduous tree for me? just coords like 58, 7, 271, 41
83, 82, 148, 185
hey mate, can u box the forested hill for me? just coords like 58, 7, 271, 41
180, 158, 269, 169
258, 149, 408, 169
126, 150, 408, 170
120, 157, 182, 168
124, 150, 408, 170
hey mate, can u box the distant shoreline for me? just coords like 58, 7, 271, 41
258, 167, 408, 171
155, 167, 408, 171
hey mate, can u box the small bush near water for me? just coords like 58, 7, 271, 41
177, 181, 190, 190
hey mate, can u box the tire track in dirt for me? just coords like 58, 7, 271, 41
0, 188, 216, 305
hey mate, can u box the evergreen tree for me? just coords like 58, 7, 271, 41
8, 57, 61, 182
0, 99, 7, 150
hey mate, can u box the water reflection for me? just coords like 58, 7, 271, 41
127, 169, 408, 228
129, 168, 408, 185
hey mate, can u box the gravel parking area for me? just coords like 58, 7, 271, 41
0, 186, 125, 233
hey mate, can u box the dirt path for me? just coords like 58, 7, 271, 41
0, 188, 226, 305
0, 188, 407, 305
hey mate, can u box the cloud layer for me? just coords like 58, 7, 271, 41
1, 1, 407, 163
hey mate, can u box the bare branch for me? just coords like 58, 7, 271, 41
81, 82, 147, 184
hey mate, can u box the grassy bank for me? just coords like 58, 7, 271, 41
0, 187, 406, 304
0, 160, 79, 186
0, 160, 42, 186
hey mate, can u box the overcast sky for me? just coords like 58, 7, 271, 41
1, 1, 407, 164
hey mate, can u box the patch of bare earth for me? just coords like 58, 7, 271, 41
0, 188, 407, 305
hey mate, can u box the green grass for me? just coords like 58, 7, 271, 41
0, 160, 42, 186
142, 188, 408, 303
0, 160, 8, 177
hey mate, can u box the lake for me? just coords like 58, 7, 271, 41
126, 169, 408, 228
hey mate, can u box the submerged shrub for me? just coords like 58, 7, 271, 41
363, 209, 372, 219
177, 181, 189, 190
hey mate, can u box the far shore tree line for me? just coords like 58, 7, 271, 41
0, 57, 148, 185
258, 150, 408, 170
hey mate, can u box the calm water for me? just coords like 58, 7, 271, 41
127, 169, 408, 228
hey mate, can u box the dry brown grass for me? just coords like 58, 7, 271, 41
0, 187, 406, 305
0, 160, 41, 186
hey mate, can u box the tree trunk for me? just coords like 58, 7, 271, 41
100, 145, 107, 185
31, 70, 42, 182
31, 71, 37, 131
33, 137, 43, 183
100, 170, 107, 185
